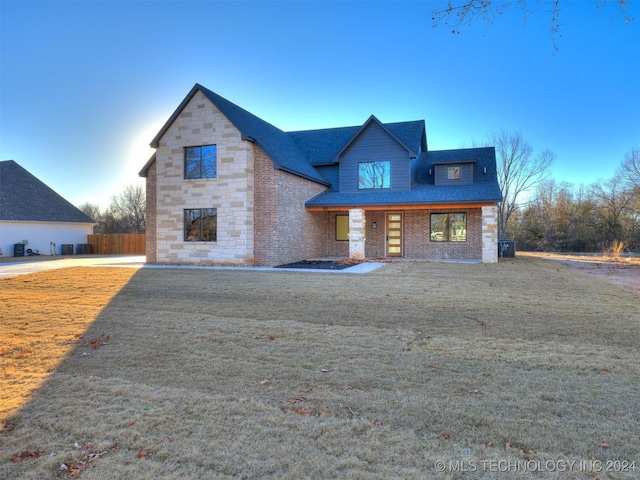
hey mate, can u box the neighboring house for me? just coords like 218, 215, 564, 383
0, 160, 95, 257
140, 84, 502, 266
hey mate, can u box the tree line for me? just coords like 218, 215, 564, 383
496, 134, 639, 254
79, 184, 145, 234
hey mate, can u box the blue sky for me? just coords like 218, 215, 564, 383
1, 0, 639, 208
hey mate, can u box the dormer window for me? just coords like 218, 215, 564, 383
358, 160, 390, 189
434, 161, 474, 185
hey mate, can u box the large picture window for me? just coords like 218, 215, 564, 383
430, 213, 467, 242
185, 145, 217, 179
184, 208, 217, 241
358, 160, 390, 189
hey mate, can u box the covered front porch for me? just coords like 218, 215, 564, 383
309, 205, 498, 264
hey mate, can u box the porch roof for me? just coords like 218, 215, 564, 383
305, 182, 503, 209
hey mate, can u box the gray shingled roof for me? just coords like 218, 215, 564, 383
305, 183, 503, 208
289, 119, 425, 166
148, 84, 329, 185
143, 85, 502, 208
415, 147, 499, 185
306, 147, 503, 207
0, 160, 94, 223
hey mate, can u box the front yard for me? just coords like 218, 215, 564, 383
1, 258, 638, 479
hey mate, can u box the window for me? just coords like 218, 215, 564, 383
358, 160, 390, 189
336, 215, 349, 241
430, 213, 467, 242
184, 208, 217, 241
185, 145, 217, 179
447, 165, 461, 180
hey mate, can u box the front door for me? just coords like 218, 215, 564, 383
386, 212, 402, 257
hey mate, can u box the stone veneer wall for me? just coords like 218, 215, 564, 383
481, 205, 498, 263
348, 208, 366, 260
145, 161, 157, 263
153, 91, 254, 265
254, 146, 327, 266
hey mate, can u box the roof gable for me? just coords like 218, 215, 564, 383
288, 120, 425, 166
332, 115, 419, 162
149, 84, 328, 185
0, 160, 94, 223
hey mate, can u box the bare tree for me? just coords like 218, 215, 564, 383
590, 176, 635, 247
78, 203, 100, 223
618, 147, 640, 192
615, 147, 640, 249
517, 180, 598, 251
491, 130, 554, 238
431, 0, 633, 48
78, 203, 106, 233
108, 184, 146, 234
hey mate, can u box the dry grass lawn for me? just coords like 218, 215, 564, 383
1, 258, 639, 479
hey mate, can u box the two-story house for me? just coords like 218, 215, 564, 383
139, 84, 502, 266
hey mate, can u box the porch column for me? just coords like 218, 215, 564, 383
481, 206, 498, 264
349, 208, 366, 260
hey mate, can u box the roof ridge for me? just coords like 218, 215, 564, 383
287, 119, 424, 135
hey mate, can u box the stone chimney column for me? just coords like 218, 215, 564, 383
482, 206, 498, 264
349, 208, 366, 260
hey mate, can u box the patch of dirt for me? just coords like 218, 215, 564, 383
524, 252, 640, 296
275, 260, 356, 270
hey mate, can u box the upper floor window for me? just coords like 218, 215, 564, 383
358, 160, 390, 189
185, 145, 217, 179
447, 165, 461, 180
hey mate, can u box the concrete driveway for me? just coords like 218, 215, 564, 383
0, 255, 385, 278
0, 255, 146, 278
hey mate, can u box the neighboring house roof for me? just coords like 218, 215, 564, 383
0, 160, 94, 223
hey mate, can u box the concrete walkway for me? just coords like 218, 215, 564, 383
0, 255, 385, 278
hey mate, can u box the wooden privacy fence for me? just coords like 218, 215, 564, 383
87, 234, 146, 255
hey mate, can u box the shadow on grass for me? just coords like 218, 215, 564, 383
2, 260, 640, 479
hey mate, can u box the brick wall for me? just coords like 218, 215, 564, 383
321, 208, 484, 261
145, 161, 157, 263
363, 211, 386, 258
254, 146, 327, 266
404, 208, 482, 260
325, 211, 350, 258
